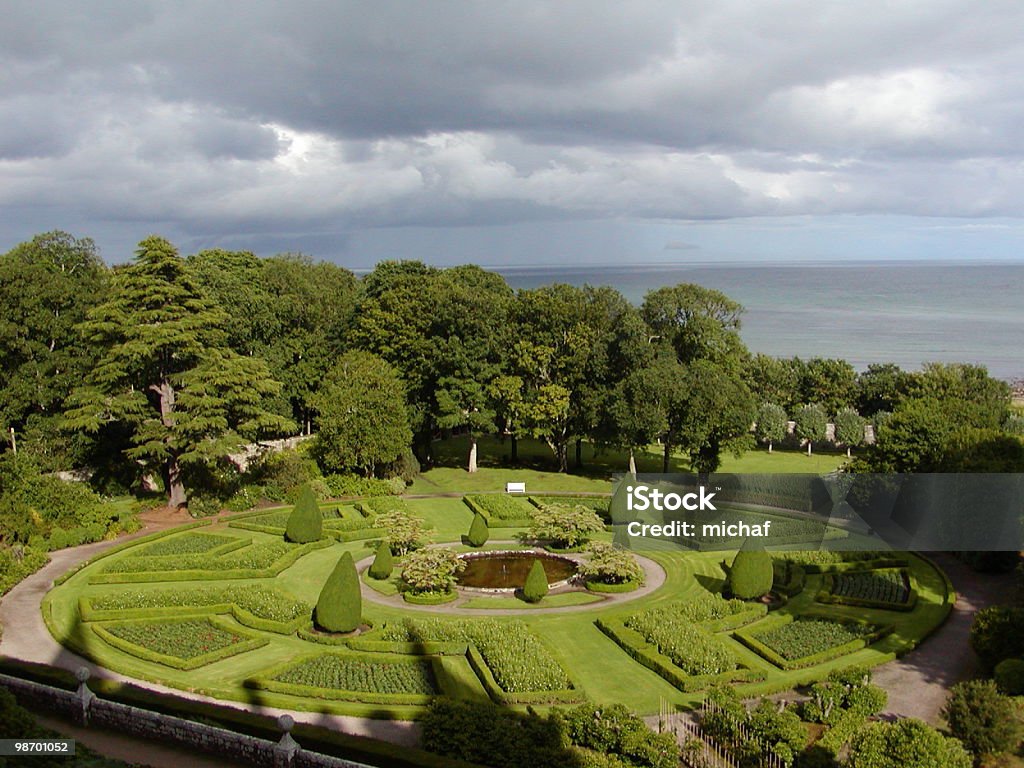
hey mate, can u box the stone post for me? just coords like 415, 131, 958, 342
75, 667, 95, 726
273, 714, 300, 768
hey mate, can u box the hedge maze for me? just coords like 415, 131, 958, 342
42, 498, 955, 719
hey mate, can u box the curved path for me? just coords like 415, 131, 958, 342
356, 543, 667, 614
0, 513, 419, 748
870, 552, 1015, 725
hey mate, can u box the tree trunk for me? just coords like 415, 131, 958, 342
663, 440, 671, 473
166, 456, 187, 509
8, 427, 15, 454
556, 442, 568, 473
511, 435, 518, 464
807, 441, 812, 456
628, 447, 637, 477
768, 440, 773, 454
846, 445, 852, 458
153, 377, 187, 508
575, 438, 583, 469
468, 436, 478, 473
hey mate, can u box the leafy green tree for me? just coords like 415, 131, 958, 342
641, 284, 746, 371
606, 356, 684, 474
400, 548, 465, 594
846, 719, 971, 768
529, 504, 605, 549
0, 231, 109, 465
578, 541, 643, 585
856, 363, 911, 416
906, 362, 1010, 431
970, 606, 1024, 671
943, 680, 1020, 758
489, 374, 526, 464
64, 236, 292, 507
728, 550, 773, 599
755, 402, 788, 453
466, 512, 489, 547
745, 354, 801, 411
285, 484, 323, 543
994, 659, 1024, 695
315, 551, 361, 633
834, 407, 866, 457
522, 559, 549, 603
311, 351, 412, 476
368, 540, 394, 580
378, 508, 425, 556
670, 360, 756, 478
794, 357, 857, 415
795, 403, 828, 456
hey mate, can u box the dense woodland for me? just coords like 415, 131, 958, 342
1, 230, 1022, 520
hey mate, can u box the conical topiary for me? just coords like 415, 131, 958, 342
285, 484, 323, 543
368, 540, 394, 580
728, 549, 773, 600
467, 512, 489, 547
521, 559, 549, 603
315, 551, 361, 632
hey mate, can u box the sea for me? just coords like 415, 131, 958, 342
494, 261, 1024, 382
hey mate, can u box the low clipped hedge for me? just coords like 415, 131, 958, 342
595, 617, 764, 693
403, 590, 458, 605
327, 527, 385, 543
92, 616, 268, 670
88, 538, 332, 584
465, 644, 584, 705
344, 639, 468, 656
461, 495, 534, 528
815, 569, 918, 612
584, 579, 640, 593
734, 615, 893, 671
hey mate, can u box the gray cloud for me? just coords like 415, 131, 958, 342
2, 1, 1024, 262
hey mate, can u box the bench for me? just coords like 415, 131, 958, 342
505, 482, 526, 494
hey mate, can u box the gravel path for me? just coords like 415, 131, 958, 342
871, 553, 1015, 725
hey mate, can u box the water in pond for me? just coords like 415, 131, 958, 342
457, 552, 577, 589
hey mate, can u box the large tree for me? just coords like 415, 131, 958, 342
311, 350, 412, 476
64, 236, 292, 507
641, 283, 747, 372
605, 355, 685, 475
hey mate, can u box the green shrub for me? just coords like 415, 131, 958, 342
728, 550, 773, 599
315, 552, 362, 633
522, 560, 549, 603
466, 513, 489, 547
285, 484, 324, 543
0, 546, 49, 596
368, 541, 394, 580
846, 719, 972, 768
970, 605, 1024, 671
464, 494, 535, 522
994, 658, 1024, 695
943, 680, 1020, 758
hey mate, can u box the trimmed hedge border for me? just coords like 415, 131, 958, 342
87, 538, 333, 584
815, 569, 918, 612
249, 651, 443, 706
464, 644, 584, 705
733, 614, 894, 671
799, 557, 910, 574
460, 496, 533, 529
595, 617, 764, 693
52, 520, 214, 586
328, 527, 385, 543
79, 595, 309, 636
403, 590, 458, 605
92, 615, 268, 670
585, 579, 640, 594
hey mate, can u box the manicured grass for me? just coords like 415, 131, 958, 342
42, 492, 949, 719
406, 435, 846, 495
462, 592, 604, 610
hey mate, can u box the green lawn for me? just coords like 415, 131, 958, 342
406, 436, 847, 495
42, 491, 948, 720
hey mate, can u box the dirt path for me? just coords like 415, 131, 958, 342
871, 553, 1015, 725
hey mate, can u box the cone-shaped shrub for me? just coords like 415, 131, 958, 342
315, 551, 361, 632
728, 549, 773, 599
368, 540, 394, 580
467, 513, 489, 547
285, 484, 322, 543
521, 559, 549, 603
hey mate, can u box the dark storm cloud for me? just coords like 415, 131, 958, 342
2, 1, 1024, 261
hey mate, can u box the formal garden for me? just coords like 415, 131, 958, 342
41, 487, 955, 747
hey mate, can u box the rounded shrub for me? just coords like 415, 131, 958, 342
970, 605, 1024, 671
728, 550, 773, 600
285, 484, 323, 543
522, 559, 549, 603
368, 541, 394, 580
994, 658, 1024, 695
467, 513, 489, 547
314, 551, 361, 633
943, 680, 1020, 758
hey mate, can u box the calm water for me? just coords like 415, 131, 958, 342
497, 262, 1024, 380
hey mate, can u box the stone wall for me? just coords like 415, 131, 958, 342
0, 672, 374, 768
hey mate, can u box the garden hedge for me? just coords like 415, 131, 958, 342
369, 541, 394, 580
403, 590, 458, 605
733, 615, 894, 671
522, 560, 548, 603
315, 552, 362, 633
815, 570, 918, 612
461, 495, 533, 528
285, 485, 324, 543
584, 579, 640, 594
464, 644, 584, 705
92, 616, 268, 670
728, 550, 773, 599
466, 513, 489, 547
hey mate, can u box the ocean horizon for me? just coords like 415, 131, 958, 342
489, 260, 1024, 381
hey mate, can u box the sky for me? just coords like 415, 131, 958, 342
3, 1, 1024, 267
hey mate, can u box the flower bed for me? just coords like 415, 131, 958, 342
138, 532, 240, 557
735, 615, 891, 670
93, 616, 266, 670
819, 569, 915, 610
274, 654, 438, 695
